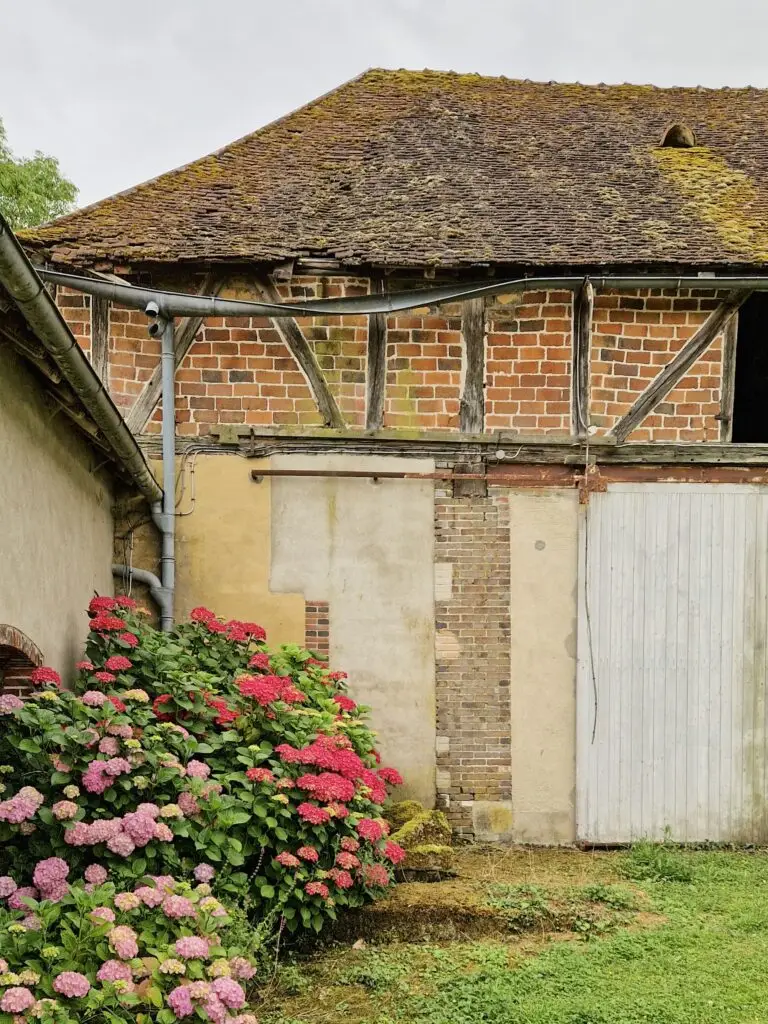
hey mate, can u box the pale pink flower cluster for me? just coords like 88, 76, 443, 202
32, 858, 69, 902
7, 886, 38, 910
0, 694, 23, 714
162, 894, 197, 919
114, 891, 141, 911
52, 972, 90, 998
0, 786, 43, 824
96, 960, 132, 983
81, 758, 132, 794
0, 876, 17, 897
98, 737, 120, 756
106, 724, 133, 739
174, 936, 209, 959
108, 925, 139, 960
84, 864, 108, 885
52, 801, 78, 821
193, 863, 215, 883
0, 987, 35, 1012
185, 760, 211, 779
90, 906, 115, 924
64, 809, 174, 856
134, 885, 165, 908
229, 958, 256, 981
80, 690, 107, 707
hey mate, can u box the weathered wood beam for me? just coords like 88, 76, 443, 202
610, 289, 752, 444
719, 314, 739, 442
366, 277, 387, 431
571, 279, 594, 437
460, 297, 485, 434
91, 295, 110, 383
125, 272, 224, 434
252, 276, 344, 429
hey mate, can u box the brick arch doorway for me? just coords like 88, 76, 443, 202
0, 625, 43, 695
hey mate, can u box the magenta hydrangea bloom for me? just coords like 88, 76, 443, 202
162, 894, 196, 919
121, 811, 156, 847
175, 936, 209, 959
52, 972, 90, 998
134, 885, 165, 908
0, 876, 17, 897
211, 977, 246, 1010
167, 984, 195, 1018
203, 994, 229, 1023
7, 886, 38, 910
107, 833, 135, 857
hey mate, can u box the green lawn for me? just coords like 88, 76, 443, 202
259, 846, 768, 1024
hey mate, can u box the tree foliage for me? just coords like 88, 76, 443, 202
0, 119, 77, 229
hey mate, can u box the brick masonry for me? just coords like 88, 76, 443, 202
56, 275, 732, 442
0, 624, 43, 696
433, 482, 512, 836
304, 601, 330, 660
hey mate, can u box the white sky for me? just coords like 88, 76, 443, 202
2, 0, 768, 208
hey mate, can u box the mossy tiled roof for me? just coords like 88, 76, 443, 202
23, 69, 768, 269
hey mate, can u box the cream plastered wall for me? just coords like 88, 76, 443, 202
269, 454, 437, 806
508, 489, 578, 843
0, 349, 114, 678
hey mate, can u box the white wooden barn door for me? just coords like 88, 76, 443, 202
577, 483, 768, 843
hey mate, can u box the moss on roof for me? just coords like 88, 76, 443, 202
22, 69, 768, 268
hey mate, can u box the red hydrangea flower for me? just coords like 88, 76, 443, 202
152, 694, 173, 720
118, 632, 139, 648
333, 694, 357, 713
340, 837, 360, 852
94, 671, 117, 684
357, 819, 386, 843
114, 596, 137, 609
190, 607, 216, 623
29, 666, 61, 687
245, 767, 274, 783
297, 803, 331, 825
305, 881, 329, 898
296, 772, 356, 804
104, 655, 132, 672
378, 767, 404, 786
89, 596, 117, 615
248, 652, 271, 672
328, 868, 354, 889
327, 802, 350, 819
107, 696, 127, 713
75, 660, 94, 672
206, 619, 227, 634
358, 769, 387, 804
363, 863, 390, 887
90, 615, 127, 633
296, 846, 319, 863
335, 851, 360, 870
274, 743, 303, 763
383, 841, 406, 865
328, 671, 348, 682
275, 851, 300, 868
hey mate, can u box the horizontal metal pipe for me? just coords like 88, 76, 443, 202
0, 217, 162, 504
251, 468, 456, 481
38, 268, 768, 320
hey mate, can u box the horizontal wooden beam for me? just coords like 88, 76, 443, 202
611, 289, 752, 444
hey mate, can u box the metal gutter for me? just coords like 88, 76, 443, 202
36, 268, 768, 319
0, 216, 162, 504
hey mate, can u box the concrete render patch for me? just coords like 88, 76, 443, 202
269, 453, 437, 806
472, 801, 515, 842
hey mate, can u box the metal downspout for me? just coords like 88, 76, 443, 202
155, 316, 176, 630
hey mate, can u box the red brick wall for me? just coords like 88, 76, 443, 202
591, 289, 724, 442
304, 601, 330, 660
434, 483, 512, 836
56, 274, 729, 442
485, 290, 573, 434
0, 625, 43, 696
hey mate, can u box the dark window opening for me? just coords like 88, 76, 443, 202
732, 294, 768, 442
661, 123, 696, 148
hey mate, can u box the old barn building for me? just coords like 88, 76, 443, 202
23, 69, 768, 844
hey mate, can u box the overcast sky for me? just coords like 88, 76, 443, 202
2, 0, 768, 209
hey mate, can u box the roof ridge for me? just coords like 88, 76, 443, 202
24, 67, 376, 236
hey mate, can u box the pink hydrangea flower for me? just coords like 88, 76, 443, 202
0, 694, 23, 714
121, 812, 156, 847
162, 895, 196, 919
97, 960, 133, 983
0, 987, 35, 1012
52, 801, 78, 821
275, 852, 300, 868
94, 671, 117, 684
107, 724, 133, 739
75, 660, 94, 672
203, 994, 229, 1024
175, 936, 209, 959
104, 758, 132, 777
228, 958, 256, 981
136, 803, 160, 819
211, 977, 246, 1010
193, 864, 215, 883
34, 858, 69, 900
109, 925, 139, 960
185, 760, 211, 779
335, 851, 360, 870
119, 631, 139, 647
84, 864, 108, 885
0, 795, 38, 824
305, 881, 330, 898
63, 822, 90, 847
90, 906, 115, 924
52, 972, 90, 998
98, 737, 119, 756
107, 833, 136, 857
134, 885, 165, 908
296, 846, 319, 862
8, 887, 38, 910
151, 874, 176, 892
0, 876, 17, 897
178, 792, 200, 816
114, 892, 141, 911
154, 822, 174, 842
168, 984, 195, 1017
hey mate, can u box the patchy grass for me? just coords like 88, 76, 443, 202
260, 847, 768, 1024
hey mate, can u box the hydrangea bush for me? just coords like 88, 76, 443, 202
0, 862, 262, 1023
0, 598, 406, 1020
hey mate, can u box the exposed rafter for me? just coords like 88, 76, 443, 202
610, 289, 752, 444
572, 279, 594, 437
459, 297, 485, 433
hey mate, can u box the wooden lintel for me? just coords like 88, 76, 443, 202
125, 272, 224, 434
611, 289, 752, 444
572, 279, 594, 437
366, 276, 386, 431
253, 276, 345, 429
91, 295, 110, 383
459, 297, 485, 434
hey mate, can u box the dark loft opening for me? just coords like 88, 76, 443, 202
732, 293, 768, 442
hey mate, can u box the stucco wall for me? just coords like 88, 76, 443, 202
508, 489, 578, 843
0, 350, 114, 678
269, 454, 437, 806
